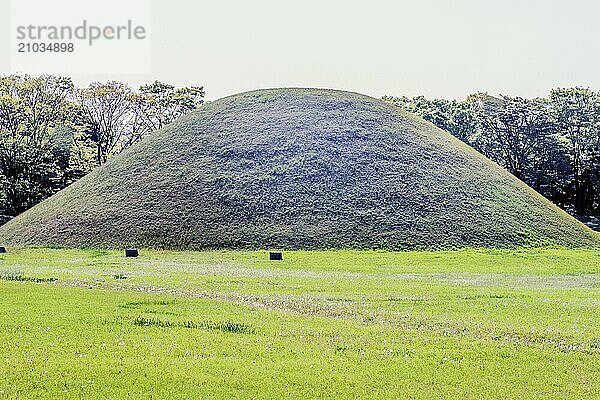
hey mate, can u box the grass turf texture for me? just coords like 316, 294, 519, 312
0, 248, 598, 399
0, 88, 598, 249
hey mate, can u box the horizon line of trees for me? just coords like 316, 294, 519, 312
383, 88, 600, 217
0, 74, 204, 220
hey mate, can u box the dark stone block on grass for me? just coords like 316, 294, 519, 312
125, 248, 139, 258
269, 251, 282, 261
0, 247, 5, 254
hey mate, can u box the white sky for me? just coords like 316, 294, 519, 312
1, 0, 600, 100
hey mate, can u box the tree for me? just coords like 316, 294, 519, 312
77, 81, 205, 165
472, 95, 557, 182
0, 75, 204, 221
0, 74, 83, 216
76, 81, 134, 165
382, 95, 478, 143
131, 81, 204, 137
549, 87, 600, 214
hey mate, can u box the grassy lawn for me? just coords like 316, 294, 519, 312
0, 248, 598, 399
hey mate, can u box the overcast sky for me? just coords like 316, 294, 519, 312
2, 0, 600, 100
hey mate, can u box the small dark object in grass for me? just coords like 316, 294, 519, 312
269, 251, 282, 261
125, 248, 139, 258
113, 274, 127, 280
0, 247, 5, 253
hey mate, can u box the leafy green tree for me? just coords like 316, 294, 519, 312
76, 81, 134, 165
0, 75, 204, 220
0, 75, 85, 216
472, 95, 557, 181
549, 87, 600, 214
77, 81, 205, 165
383, 95, 478, 143
131, 81, 204, 135
383, 92, 579, 214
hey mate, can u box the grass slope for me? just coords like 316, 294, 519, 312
0, 88, 598, 249
0, 248, 598, 398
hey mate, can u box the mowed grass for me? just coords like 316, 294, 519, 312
0, 248, 598, 399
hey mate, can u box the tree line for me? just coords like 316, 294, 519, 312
0, 75, 204, 222
383, 88, 600, 217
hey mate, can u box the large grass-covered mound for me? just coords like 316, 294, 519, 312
0, 88, 598, 249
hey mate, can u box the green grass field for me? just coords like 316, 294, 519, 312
0, 248, 598, 399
